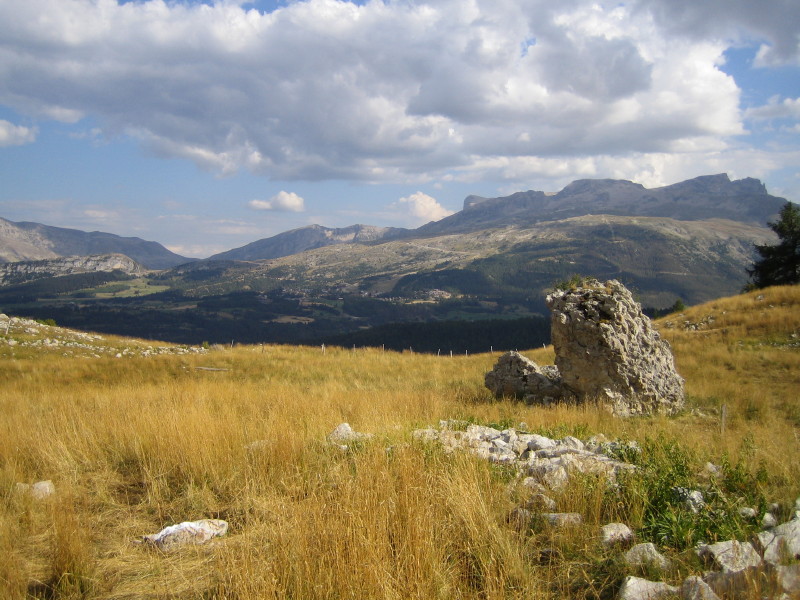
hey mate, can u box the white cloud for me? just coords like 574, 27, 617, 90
634, 0, 800, 65
0, 120, 37, 146
393, 192, 453, 225
0, 0, 794, 187
248, 191, 305, 212
745, 97, 800, 120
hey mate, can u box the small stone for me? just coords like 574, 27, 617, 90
762, 512, 778, 529
524, 493, 557, 512
685, 490, 705, 513
327, 423, 373, 446
680, 576, 721, 600
507, 507, 534, 532
542, 512, 583, 528
600, 523, 634, 547
16, 480, 55, 500
737, 507, 757, 519
561, 436, 585, 451
527, 434, 558, 451
617, 576, 678, 600
624, 543, 671, 571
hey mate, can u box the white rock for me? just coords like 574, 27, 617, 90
16, 480, 55, 500
141, 519, 228, 550
507, 507, 534, 532
624, 543, 671, 571
561, 436, 585, 451
697, 540, 762, 573
327, 423, 373, 446
524, 493, 557, 512
542, 513, 583, 528
685, 490, 705, 513
776, 564, 800, 595
762, 512, 778, 529
617, 576, 678, 600
527, 434, 558, 451
680, 576, 721, 600
737, 507, 757, 519
601, 523, 634, 547
757, 518, 800, 564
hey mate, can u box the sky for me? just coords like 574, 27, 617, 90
0, 0, 798, 258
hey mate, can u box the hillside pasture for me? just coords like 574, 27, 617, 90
0, 285, 798, 599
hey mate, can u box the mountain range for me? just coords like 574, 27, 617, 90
0, 173, 788, 348
0, 217, 188, 269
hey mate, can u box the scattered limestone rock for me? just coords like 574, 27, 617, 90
737, 507, 757, 519
523, 493, 557, 512
327, 423, 373, 449
776, 564, 800, 595
680, 576, 721, 600
702, 566, 763, 599
485, 279, 685, 416
697, 540, 762, 573
140, 519, 228, 551
542, 512, 583, 528
757, 516, 800, 564
762, 512, 778, 529
413, 424, 635, 494
601, 522, 634, 547
617, 576, 677, 600
484, 351, 568, 404
624, 543, 671, 571
16, 480, 55, 500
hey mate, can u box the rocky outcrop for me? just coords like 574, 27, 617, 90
0, 253, 143, 285
484, 351, 568, 403
412, 422, 635, 490
486, 279, 685, 416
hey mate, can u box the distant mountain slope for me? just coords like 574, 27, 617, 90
0, 253, 143, 286
208, 174, 787, 263
417, 174, 785, 236
0, 217, 190, 269
157, 214, 775, 309
209, 223, 407, 261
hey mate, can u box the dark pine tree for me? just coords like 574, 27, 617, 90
748, 201, 800, 288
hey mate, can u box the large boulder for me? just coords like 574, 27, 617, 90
547, 279, 685, 415
485, 279, 685, 416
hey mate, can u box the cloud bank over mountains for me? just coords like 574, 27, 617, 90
0, 0, 797, 191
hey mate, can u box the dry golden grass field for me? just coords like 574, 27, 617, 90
1, 284, 799, 599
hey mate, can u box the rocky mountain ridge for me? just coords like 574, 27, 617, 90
0, 253, 143, 286
0, 217, 189, 269
203, 174, 785, 262
419, 174, 782, 237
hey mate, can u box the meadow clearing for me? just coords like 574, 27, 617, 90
1, 285, 798, 599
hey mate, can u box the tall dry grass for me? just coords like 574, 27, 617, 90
0, 285, 798, 599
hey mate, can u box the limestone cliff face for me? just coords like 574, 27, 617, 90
0, 254, 143, 285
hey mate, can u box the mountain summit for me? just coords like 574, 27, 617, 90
417, 174, 784, 236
